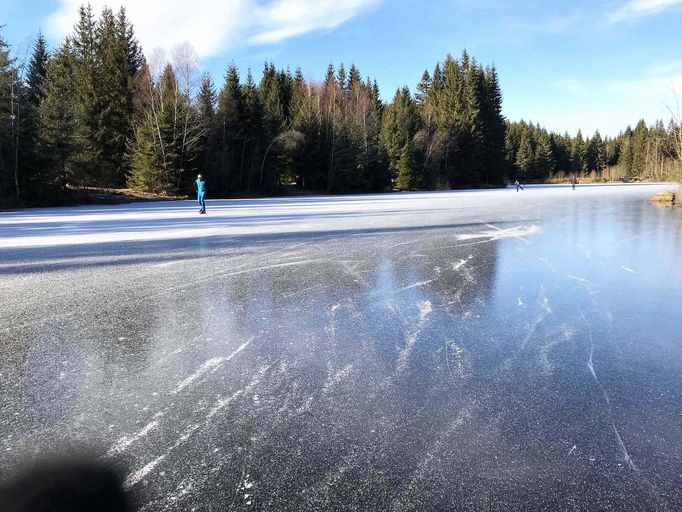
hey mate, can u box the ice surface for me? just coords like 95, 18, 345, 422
1, 183, 682, 510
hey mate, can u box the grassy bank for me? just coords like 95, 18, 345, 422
547, 163, 682, 184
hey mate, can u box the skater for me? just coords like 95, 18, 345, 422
571, 176, 578, 190
514, 179, 524, 192
195, 174, 206, 213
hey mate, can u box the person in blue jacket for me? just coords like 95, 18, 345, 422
194, 174, 206, 214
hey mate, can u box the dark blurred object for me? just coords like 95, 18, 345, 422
0, 459, 131, 512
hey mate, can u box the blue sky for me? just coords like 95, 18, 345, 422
2, 0, 682, 137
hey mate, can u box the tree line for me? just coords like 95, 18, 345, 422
1, 5, 681, 205
506, 118, 682, 182
0, 6, 506, 202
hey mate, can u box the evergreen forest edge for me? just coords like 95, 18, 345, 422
1, 6, 681, 207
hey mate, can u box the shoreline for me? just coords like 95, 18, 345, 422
2, 180, 679, 212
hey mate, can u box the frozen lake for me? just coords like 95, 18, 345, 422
1, 183, 681, 510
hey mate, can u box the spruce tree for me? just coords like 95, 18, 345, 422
197, 72, 217, 185
515, 133, 533, 179
480, 65, 506, 185
96, 7, 131, 185
215, 63, 244, 192
416, 70, 431, 108
197, 72, 216, 123
26, 34, 49, 108
39, 42, 77, 190
571, 130, 586, 175
242, 68, 263, 191
380, 87, 420, 189
534, 131, 555, 178
70, 4, 100, 184
0, 31, 16, 198
21, 33, 51, 193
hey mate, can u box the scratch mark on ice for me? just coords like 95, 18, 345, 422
397, 300, 432, 372
172, 338, 254, 394
402, 279, 434, 291
622, 266, 636, 274
123, 423, 202, 489
452, 255, 473, 271
123, 455, 166, 489
323, 364, 354, 394
207, 390, 244, 419
107, 412, 164, 457
536, 256, 556, 272
207, 357, 282, 420
456, 225, 541, 242
580, 310, 636, 470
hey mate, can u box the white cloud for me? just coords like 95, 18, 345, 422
612, 0, 682, 21
45, 0, 380, 59
249, 0, 381, 45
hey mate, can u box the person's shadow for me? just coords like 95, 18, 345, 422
0, 458, 131, 512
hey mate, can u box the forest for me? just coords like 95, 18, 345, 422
1, 5, 681, 205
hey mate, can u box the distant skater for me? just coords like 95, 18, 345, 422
571, 176, 578, 190
514, 179, 524, 192
195, 174, 206, 214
